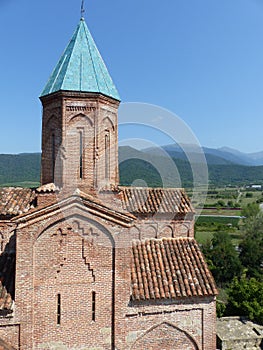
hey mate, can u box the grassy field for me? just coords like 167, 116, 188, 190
195, 215, 242, 245
193, 187, 256, 247
189, 186, 263, 210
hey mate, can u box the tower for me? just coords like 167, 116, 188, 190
40, 18, 120, 192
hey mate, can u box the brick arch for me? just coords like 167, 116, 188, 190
159, 225, 173, 238
131, 322, 199, 350
145, 224, 157, 239
43, 114, 61, 144
102, 116, 115, 131
174, 222, 190, 237
35, 213, 115, 247
69, 113, 93, 126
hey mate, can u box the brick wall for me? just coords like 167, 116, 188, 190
14, 204, 132, 349
127, 217, 194, 240
40, 92, 119, 192
117, 297, 217, 350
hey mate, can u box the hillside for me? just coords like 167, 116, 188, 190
0, 147, 263, 188
0, 153, 41, 187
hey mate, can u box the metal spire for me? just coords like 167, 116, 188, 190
81, 0, 85, 19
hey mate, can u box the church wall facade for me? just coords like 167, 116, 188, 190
119, 297, 216, 350
12, 206, 130, 350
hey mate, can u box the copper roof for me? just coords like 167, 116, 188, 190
0, 188, 35, 217
119, 187, 194, 215
131, 238, 218, 301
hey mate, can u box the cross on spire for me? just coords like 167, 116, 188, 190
81, 0, 85, 19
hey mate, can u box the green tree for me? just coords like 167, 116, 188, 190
202, 231, 242, 287
241, 202, 260, 218
226, 275, 263, 324
239, 214, 263, 280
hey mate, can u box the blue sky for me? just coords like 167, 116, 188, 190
0, 0, 263, 153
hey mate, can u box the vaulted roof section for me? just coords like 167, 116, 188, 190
131, 238, 218, 301
41, 18, 120, 101
120, 187, 194, 215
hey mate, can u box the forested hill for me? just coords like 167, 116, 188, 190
0, 148, 263, 188
0, 153, 41, 187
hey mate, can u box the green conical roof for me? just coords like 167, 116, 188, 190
41, 18, 120, 100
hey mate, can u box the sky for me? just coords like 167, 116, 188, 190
0, 0, 263, 154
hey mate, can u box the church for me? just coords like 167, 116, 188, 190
0, 13, 217, 350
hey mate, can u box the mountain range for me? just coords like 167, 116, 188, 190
142, 144, 263, 166
1, 145, 263, 188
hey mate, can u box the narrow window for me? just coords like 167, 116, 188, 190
52, 133, 56, 182
79, 131, 83, 179
57, 293, 61, 325
105, 133, 110, 180
92, 291, 96, 321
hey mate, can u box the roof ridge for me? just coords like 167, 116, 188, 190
59, 22, 80, 90
82, 21, 111, 94
81, 21, 100, 91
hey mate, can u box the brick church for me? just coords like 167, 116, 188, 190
0, 14, 217, 350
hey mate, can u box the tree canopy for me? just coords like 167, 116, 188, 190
239, 214, 263, 280
226, 275, 263, 325
202, 231, 242, 287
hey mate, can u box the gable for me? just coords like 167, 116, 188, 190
13, 194, 134, 229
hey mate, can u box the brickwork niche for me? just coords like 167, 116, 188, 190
32, 216, 115, 349
131, 322, 199, 350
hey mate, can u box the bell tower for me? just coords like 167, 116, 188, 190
40, 18, 120, 192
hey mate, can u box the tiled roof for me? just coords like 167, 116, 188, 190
36, 183, 59, 193
131, 238, 218, 301
41, 18, 120, 101
119, 187, 194, 215
0, 188, 36, 217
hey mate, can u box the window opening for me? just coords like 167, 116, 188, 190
57, 293, 61, 325
92, 291, 96, 321
79, 131, 83, 179
105, 133, 110, 180
52, 133, 56, 182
